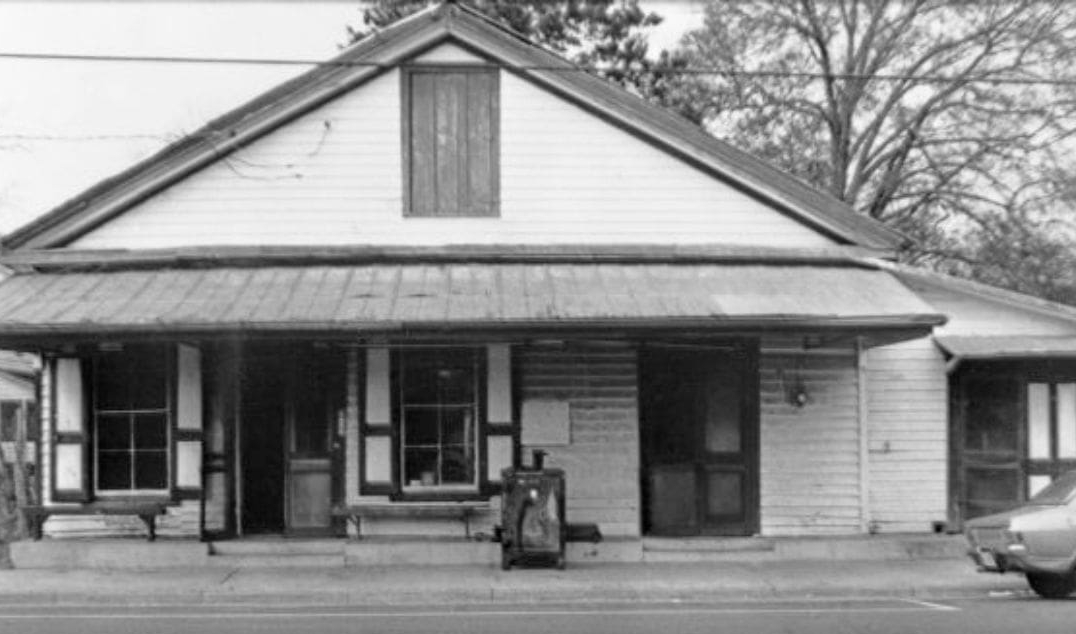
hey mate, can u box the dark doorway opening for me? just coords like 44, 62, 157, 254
639, 342, 759, 536
240, 347, 289, 535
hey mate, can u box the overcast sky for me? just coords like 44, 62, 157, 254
0, 1, 705, 235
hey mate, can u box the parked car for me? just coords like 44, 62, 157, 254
966, 469, 1076, 598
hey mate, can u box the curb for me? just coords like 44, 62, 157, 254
0, 581, 1031, 608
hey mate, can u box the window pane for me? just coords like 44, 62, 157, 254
134, 413, 168, 450
403, 408, 440, 445
441, 446, 473, 484
129, 348, 168, 409
0, 402, 17, 441
98, 452, 131, 490
134, 450, 168, 489
1028, 383, 1051, 459
404, 448, 439, 486
97, 415, 131, 451
95, 354, 130, 410
442, 407, 474, 445
27, 401, 39, 441
1058, 384, 1076, 459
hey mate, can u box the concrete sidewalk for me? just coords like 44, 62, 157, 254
0, 558, 1030, 607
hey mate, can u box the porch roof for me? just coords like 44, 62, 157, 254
935, 335, 1076, 360
0, 263, 943, 339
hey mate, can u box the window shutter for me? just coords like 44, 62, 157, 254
405, 68, 498, 217
51, 357, 90, 502
174, 344, 203, 497
361, 347, 393, 494
484, 344, 515, 486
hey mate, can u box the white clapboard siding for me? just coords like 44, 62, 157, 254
865, 337, 948, 532
917, 284, 1076, 336
42, 501, 201, 539
759, 337, 862, 536
71, 43, 836, 250
518, 346, 640, 537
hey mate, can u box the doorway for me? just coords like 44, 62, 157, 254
640, 343, 759, 536
239, 345, 344, 536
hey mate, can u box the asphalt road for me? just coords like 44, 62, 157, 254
0, 595, 1072, 634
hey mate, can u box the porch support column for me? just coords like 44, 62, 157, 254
856, 337, 872, 534
345, 347, 361, 507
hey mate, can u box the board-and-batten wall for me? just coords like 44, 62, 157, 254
864, 337, 948, 533
69, 44, 835, 250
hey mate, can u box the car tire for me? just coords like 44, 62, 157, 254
1026, 572, 1076, 599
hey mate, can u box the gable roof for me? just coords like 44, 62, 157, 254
880, 261, 1076, 328
0, 2, 903, 252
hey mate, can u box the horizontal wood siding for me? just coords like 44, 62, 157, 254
759, 337, 861, 535
518, 346, 640, 537
41, 501, 200, 539
866, 337, 948, 532
70, 43, 835, 249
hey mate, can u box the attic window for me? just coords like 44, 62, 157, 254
403, 66, 499, 217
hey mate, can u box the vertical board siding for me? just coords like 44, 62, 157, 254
70, 44, 835, 249
865, 337, 948, 532
759, 337, 861, 535
518, 346, 640, 537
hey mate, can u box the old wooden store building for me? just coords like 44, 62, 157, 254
2, 3, 1075, 562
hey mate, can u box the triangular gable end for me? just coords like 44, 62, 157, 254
1, 2, 902, 252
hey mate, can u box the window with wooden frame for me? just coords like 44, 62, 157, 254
1027, 381, 1076, 496
402, 66, 499, 217
397, 348, 482, 493
93, 346, 171, 494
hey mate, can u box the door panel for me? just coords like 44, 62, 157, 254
285, 348, 344, 535
641, 344, 758, 536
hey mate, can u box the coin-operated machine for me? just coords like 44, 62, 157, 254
499, 450, 567, 570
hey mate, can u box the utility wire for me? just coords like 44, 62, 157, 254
2, 50, 1076, 86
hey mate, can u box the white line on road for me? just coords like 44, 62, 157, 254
901, 598, 961, 612
0, 601, 961, 619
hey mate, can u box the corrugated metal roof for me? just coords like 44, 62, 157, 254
0, 264, 943, 337
936, 335, 1076, 359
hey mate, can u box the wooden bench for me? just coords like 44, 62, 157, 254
332, 502, 490, 539
21, 502, 170, 542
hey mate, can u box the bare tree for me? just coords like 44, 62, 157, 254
672, 0, 1076, 262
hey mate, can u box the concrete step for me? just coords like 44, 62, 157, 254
11, 538, 210, 569
345, 537, 499, 566
642, 534, 967, 563
208, 539, 345, 557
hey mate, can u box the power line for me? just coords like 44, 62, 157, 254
2, 50, 1076, 86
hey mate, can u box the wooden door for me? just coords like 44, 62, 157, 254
285, 349, 344, 535
641, 344, 758, 536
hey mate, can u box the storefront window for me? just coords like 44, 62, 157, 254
94, 347, 170, 492
398, 349, 479, 490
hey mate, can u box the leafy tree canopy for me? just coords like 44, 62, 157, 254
668, 0, 1076, 298
347, 0, 689, 107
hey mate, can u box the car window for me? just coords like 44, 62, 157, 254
1031, 471, 1076, 505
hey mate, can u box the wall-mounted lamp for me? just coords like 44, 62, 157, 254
779, 367, 810, 408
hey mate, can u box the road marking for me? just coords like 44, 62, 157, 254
901, 598, 961, 612
0, 600, 960, 619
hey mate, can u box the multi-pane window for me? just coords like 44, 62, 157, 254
399, 349, 479, 490
94, 347, 170, 492
403, 67, 499, 217
1026, 382, 1076, 497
